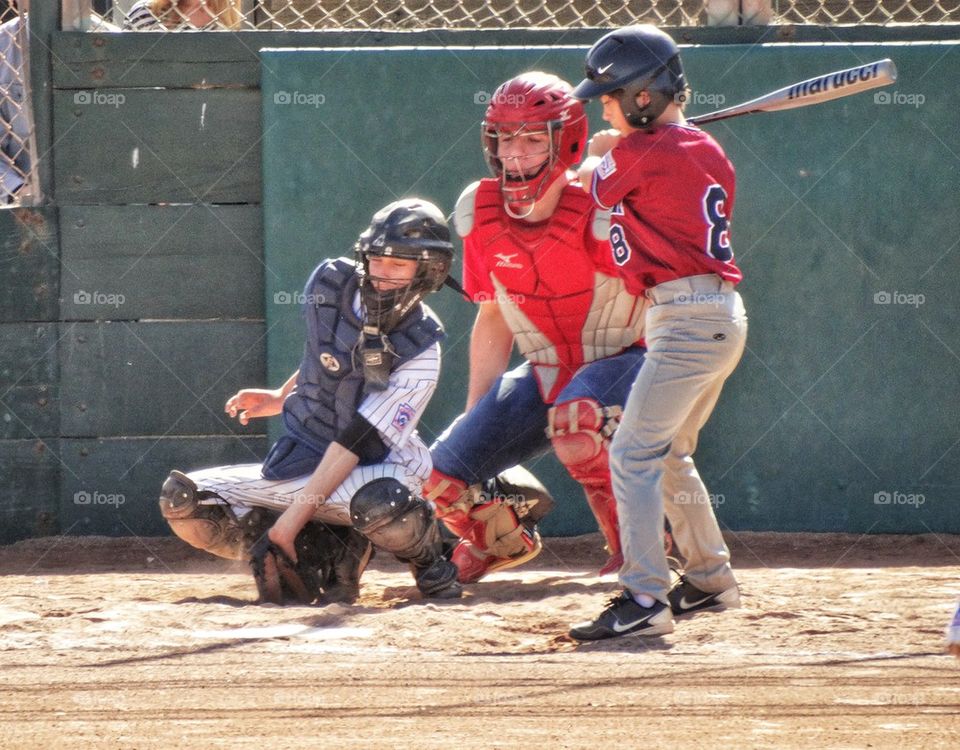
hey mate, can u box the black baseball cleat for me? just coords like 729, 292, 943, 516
569, 591, 675, 641
668, 575, 740, 617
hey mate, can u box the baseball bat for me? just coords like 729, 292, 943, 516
688, 59, 897, 125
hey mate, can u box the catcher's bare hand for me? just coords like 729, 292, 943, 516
225, 388, 283, 425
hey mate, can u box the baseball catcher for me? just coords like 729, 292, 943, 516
159, 198, 461, 604
425, 72, 676, 583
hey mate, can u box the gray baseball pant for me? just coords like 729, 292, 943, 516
611, 275, 748, 603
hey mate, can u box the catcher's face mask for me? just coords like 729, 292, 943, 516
481, 72, 588, 220
366, 256, 418, 292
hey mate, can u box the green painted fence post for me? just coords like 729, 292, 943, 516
28, 1, 59, 204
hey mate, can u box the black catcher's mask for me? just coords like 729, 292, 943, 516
354, 198, 454, 335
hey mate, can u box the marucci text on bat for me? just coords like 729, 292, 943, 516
787, 63, 883, 100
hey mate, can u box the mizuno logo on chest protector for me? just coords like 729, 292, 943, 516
494, 252, 523, 269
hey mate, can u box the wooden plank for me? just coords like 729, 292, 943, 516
59, 321, 266, 437
0, 322, 59, 386
59, 436, 268, 537
0, 323, 59, 439
51, 25, 960, 89
0, 207, 59, 322
0, 438, 61, 543
0, 321, 61, 437
28, 5, 59, 201
53, 89, 261, 205
0, 385, 58, 440
53, 31, 263, 89
59, 205, 263, 320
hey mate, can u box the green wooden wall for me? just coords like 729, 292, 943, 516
0, 17, 271, 542
1, 19, 958, 542
260, 42, 960, 536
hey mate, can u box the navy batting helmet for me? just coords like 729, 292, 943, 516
573, 25, 686, 128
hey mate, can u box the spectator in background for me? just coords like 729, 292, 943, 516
0, 0, 17, 25
0, 0, 29, 204
124, 0, 242, 30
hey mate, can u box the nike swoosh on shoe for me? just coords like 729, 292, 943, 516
678, 593, 714, 611
610, 608, 674, 635
611, 613, 656, 633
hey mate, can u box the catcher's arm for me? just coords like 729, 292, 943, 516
271, 442, 359, 558
250, 441, 360, 604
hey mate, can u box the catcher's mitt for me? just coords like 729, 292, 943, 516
248, 532, 323, 605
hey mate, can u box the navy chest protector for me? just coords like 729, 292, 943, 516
262, 258, 443, 480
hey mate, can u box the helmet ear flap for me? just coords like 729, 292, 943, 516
619, 86, 673, 129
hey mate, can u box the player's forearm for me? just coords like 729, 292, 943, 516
269, 441, 360, 548
259, 370, 299, 417
259, 370, 300, 415
466, 349, 510, 410
579, 129, 622, 190
465, 308, 513, 411
279, 369, 300, 399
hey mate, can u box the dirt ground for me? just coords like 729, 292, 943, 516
1, 531, 959, 749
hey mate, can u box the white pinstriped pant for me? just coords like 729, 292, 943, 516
186, 462, 426, 526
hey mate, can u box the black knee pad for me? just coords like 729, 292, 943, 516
160, 471, 246, 560
159, 470, 199, 520
159, 470, 257, 561
351, 478, 460, 598
350, 478, 437, 563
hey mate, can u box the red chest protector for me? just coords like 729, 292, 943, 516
465, 178, 645, 402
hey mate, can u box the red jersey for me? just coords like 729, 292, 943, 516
590, 123, 743, 294
456, 177, 646, 402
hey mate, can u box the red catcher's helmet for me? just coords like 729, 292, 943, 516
482, 72, 587, 218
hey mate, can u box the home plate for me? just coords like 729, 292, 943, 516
191, 624, 373, 641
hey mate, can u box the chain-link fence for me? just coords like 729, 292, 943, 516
1, 2, 38, 206
89, 0, 960, 31
14, 0, 958, 203
777, 0, 960, 23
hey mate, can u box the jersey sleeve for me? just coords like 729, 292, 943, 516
590, 144, 644, 211
356, 342, 440, 452
584, 206, 618, 274
454, 181, 495, 302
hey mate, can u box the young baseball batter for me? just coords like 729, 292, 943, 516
158, 199, 462, 604
568, 25, 747, 640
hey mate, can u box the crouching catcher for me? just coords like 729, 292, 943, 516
159, 199, 460, 604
